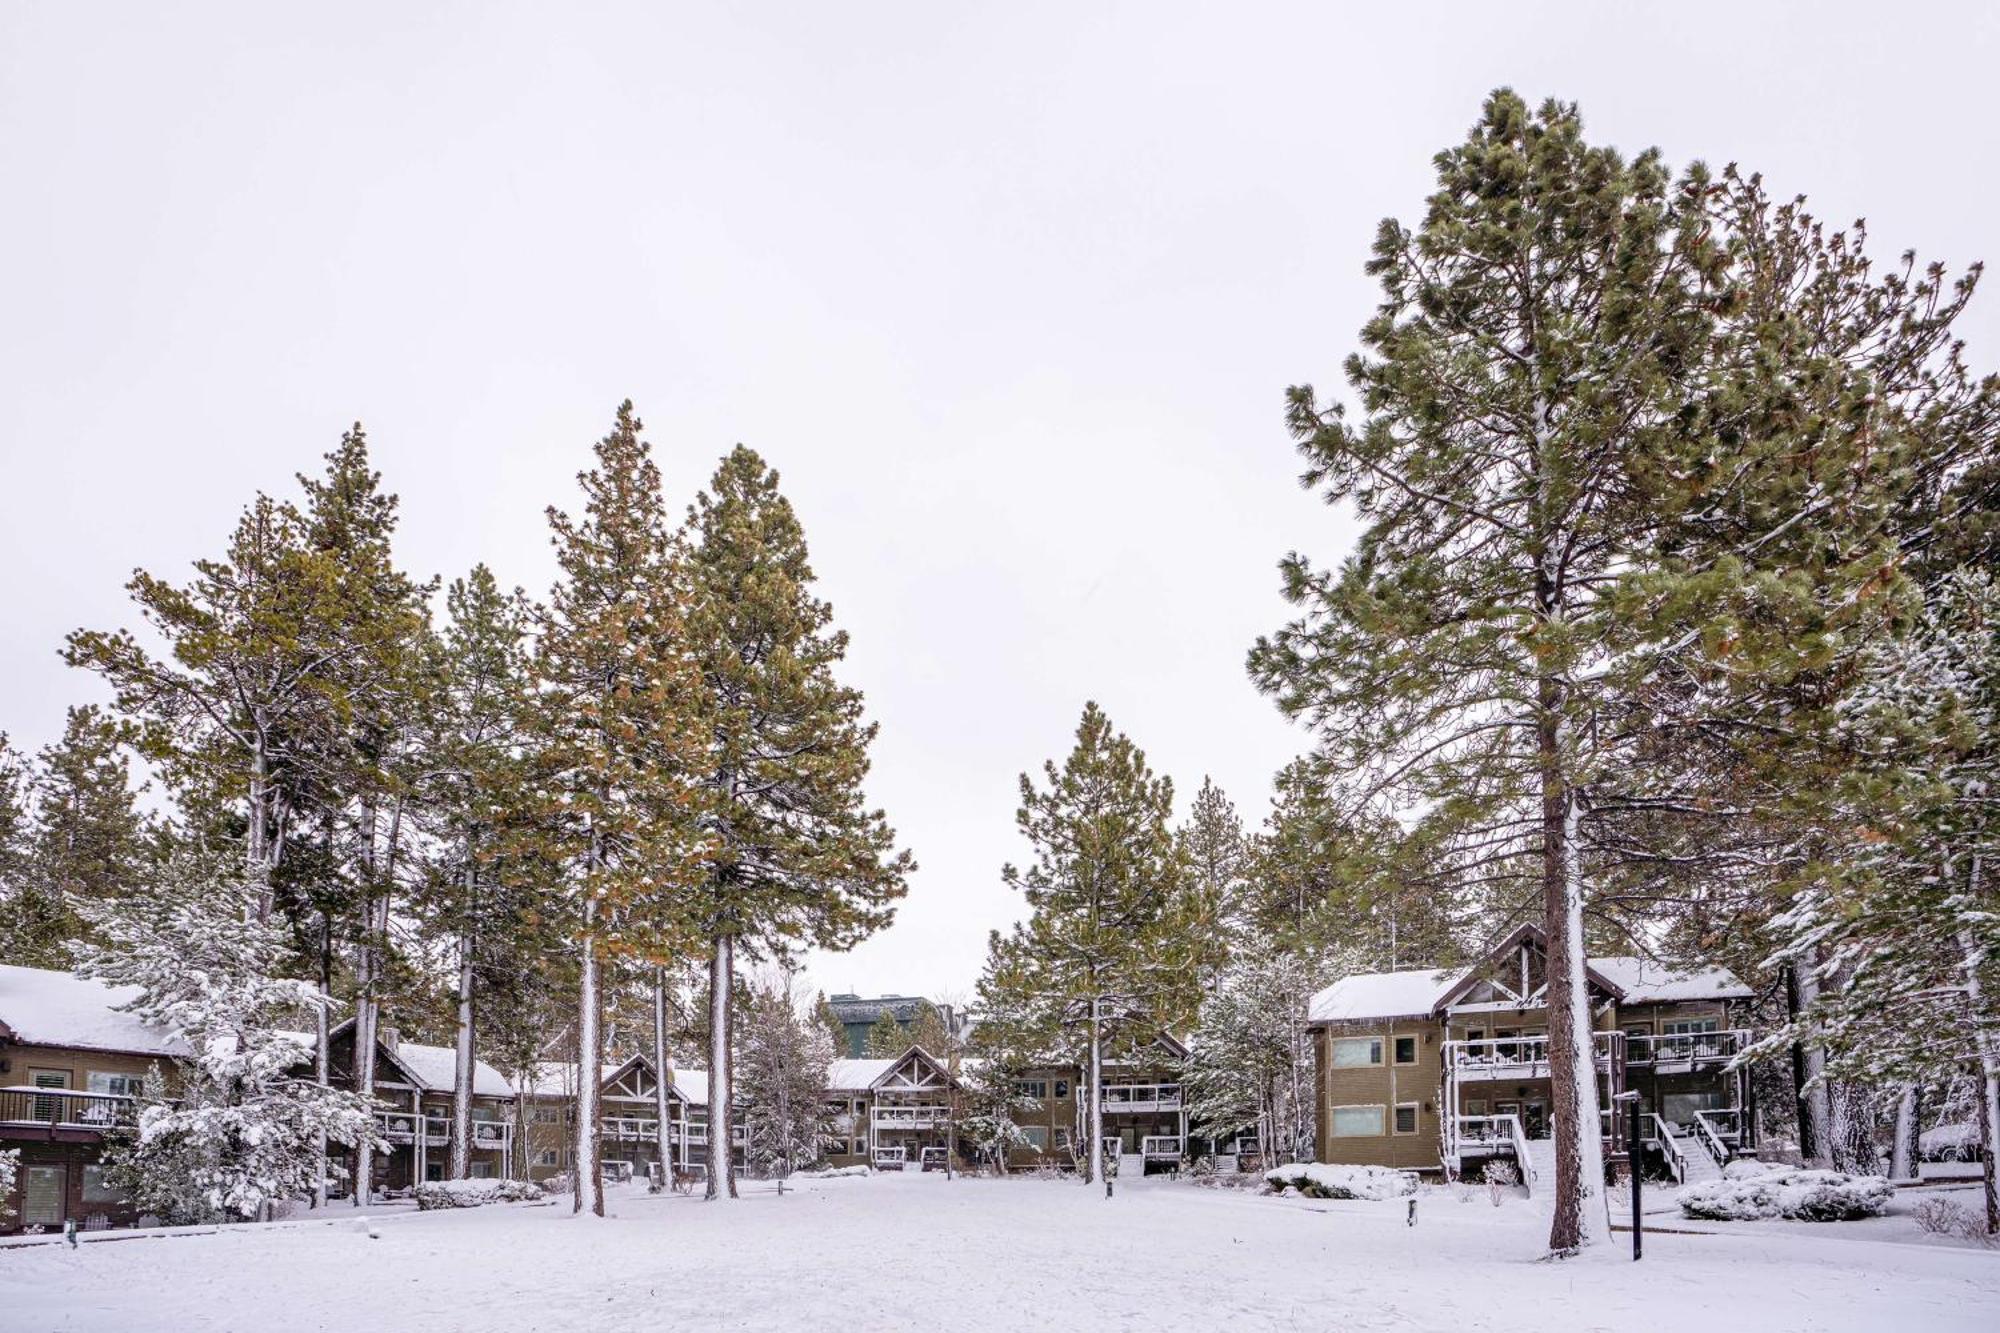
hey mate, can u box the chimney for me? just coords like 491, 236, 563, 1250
381, 1026, 401, 1052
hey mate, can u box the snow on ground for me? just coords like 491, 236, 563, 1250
4, 1173, 1997, 1333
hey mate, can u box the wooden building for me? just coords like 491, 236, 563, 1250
1307, 925, 1758, 1188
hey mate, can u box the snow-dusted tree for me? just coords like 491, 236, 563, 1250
988, 702, 1194, 1197
0, 1147, 17, 1225
75, 853, 381, 1223
1184, 951, 1319, 1164
524, 403, 712, 1218
863, 1008, 908, 1058
681, 445, 911, 1200
956, 1042, 1036, 1176
735, 976, 835, 1180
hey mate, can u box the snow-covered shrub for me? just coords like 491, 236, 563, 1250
798, 1164, 871, 1179
1677, 1169, 1894, 1222
1263, 1162, 1415, 1201
1911, 1195, 1996, 1245
539, 1172, 573, 1196
413, 1178, 543, 1210
1723, 1158, 1776, 1181
1484, 1160, 1518, 1205
0, 1148, 17, 1223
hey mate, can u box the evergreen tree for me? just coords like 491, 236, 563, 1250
988, 702, 1191, 1197
1183, 951, 1317, 1164
864, 1008, 908, 1057
906, 1000, 951, 1056
526, 403, 711, 1217
1172, 778, 1245, 993
1249, 92, 1717, 1252
681, 445, 912, 1200
75, 850, 381, 1224
10, 707, 150, 969
735, 976, 835, 1180
811, 991, 849, 1055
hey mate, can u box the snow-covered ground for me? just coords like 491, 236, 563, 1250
4, 1172, 1997, 1332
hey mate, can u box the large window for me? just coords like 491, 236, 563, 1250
531, 1106, 561, 1124
1021, 1126, 1049, 1151
1014, 1080, 1048, 1100
1329, 1105, 1385, 1137
87, 1071, 143, 1097
1330, 1037, 1384, 1068
81, 1164, 125, 1203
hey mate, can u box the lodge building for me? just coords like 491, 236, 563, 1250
1307, 925, 1758, 1189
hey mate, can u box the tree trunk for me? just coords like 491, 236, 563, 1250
450, 913, 476, 1181
1958, 851, 1999, 1234
246, 730, 273, 921
653, 967, 673, 1190
707, 932, 737, 1199
1089, 995, 1106, 1199
575, 899, 601, 1216
313, 917, 330, 1209
1795, 955, 1834, 1167
1783, 960, 1818, 1162
1540, 744, 1608, 1254
1889, 1083, 1921, 1183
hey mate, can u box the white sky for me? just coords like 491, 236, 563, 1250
3, 2, 1996, 1002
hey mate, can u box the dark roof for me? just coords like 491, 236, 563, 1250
827, 994, 931, 1024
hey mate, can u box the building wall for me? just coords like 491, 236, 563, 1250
1, 1040, 172, 1232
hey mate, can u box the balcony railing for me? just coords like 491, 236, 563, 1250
1626, 1030, 1749, 1067
0, 1085, 138, 1132
1140, 1135, 1183, 1159
872, 1104, 949, 1129
372, 1110, 513, 1148
1102, 1083, 1182, 1113
1443, 1034, 1621, 1080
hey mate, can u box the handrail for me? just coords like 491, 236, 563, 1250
1139, 1135, 1182, 1158
1626, 1029, 1752, 1066
1443, 1034, 1619, 1070
0, 1086, 138, 1129
1690, 1110, 1732, 1164
1651, 1114, 1687, 1184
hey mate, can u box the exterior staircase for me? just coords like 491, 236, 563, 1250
1521, 1136, 1557, 1199
1117, 1152, 1146, 1181
1678, 1134, 1725, 1187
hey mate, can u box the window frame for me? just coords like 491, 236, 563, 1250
1392, 1103, 1420, 1136
1328, 1104, 1386, 1138
1391, 1034, 1420, 1066
1329, 1036, 1385, 1069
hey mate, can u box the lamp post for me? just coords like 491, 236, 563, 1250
1614, 1090, 1642, 1261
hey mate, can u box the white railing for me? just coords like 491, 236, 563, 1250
1627, 1030, 1750, 1067
1102, 1083, 1182, 1113
873, 1145, 908, 1167
602, 1116, 661, 1139
1652, 1114, 1688, 1184
0, 1085, 137, 1130
1140, 1135, 1182, 1160
872, 1104, 949, 1128
1691, 1110, 1734, 1163
1444, 1034, 1619, 1078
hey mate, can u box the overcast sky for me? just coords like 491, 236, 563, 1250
3, 2, 1995, 1003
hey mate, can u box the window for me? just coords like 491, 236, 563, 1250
1465, 1099, 1488, 1116
1662, 1019, 1719, 1035
1392, 1036, 1418, 1065
1014, 1080, 1048, 1100
471, 1162, 495, 1179
87, 1071, 143, 1097
81, 1164, 125, 1203
531, 1106, 561, 1124
1329, 1037, 1383, 1068
535, 1150, 559, 1167
1329, 1105, 1385, 1137
1053, 1079, 1070, 1098
1393, 1104, 1419, 1135
1021, 1126, 1049, 1151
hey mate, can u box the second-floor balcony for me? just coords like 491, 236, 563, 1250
1444, 1034, 1619, 1081
1626, 1029, 1750, 1069
372, 1110, 513, 1149
0, 1085, 138, 1136
1102, 1083, 1182, 1114
872, 1104, 949, 1129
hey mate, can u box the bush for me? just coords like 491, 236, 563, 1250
1722, 1158, 1775, 1181
1677, 1169, 1893, 1222
1912, 1195, 1998, 1245
412, 1178, 545, 1210
1264, 1162, 1417, 1201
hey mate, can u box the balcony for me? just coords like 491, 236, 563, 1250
1625, 1029, 1750, 1070
1102, 1083, 1182, 1114
372, 1110, 513, 1149
1140, 1135, 1183, 1160
0, 1085, 137, 1137
1443, 1034, 1618, 1081
872, 1104, 949, 1129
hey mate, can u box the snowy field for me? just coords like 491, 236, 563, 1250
5, 1173, 1999, 1333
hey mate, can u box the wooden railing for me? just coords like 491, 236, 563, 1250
1691, 1110, 1735, 1164
1626, 1030, 1750, 1066
1652, 1114, 1689, 1184
1443, 1034, 1619, 1077
872, 1104, 949, 1128
0, 1085, 137, 1132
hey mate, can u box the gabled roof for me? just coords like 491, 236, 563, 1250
0, 964, 190, 1058
1591, 956, 1753, 1004
827, 1044, 954, 1093
1306, 925, 1751, 1025
526, 1057, 710, 1106
328, 1017, 515, 1098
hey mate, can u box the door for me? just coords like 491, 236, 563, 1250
1522, 1100, 1548, 1139
30, 1070, 69, 1123
23, 1165, 67, 1227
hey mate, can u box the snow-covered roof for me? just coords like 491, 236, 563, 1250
386, 1039, 515, 1099
826, 1058, 896, 1091
1309, 967, 1468, 1024
525, 1060, 711, 1106
0, 964, 190, 1058
1591, 956, 1752, 1005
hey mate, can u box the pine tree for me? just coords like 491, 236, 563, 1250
1172, 778, 1245, 993
736, 976, 835, 1180
1248, 92, 1717, 1253
1184, 952, 1318, 1164
907, 1000, 950, 1056
864, 1008, 908, 1057
526, 403, 711, 1217
74, 850, 381, 1223
988, 702, 1192, 1198
681, 445, 912, 1200
9, 707, 151, 968
811, 991, 849, 1055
